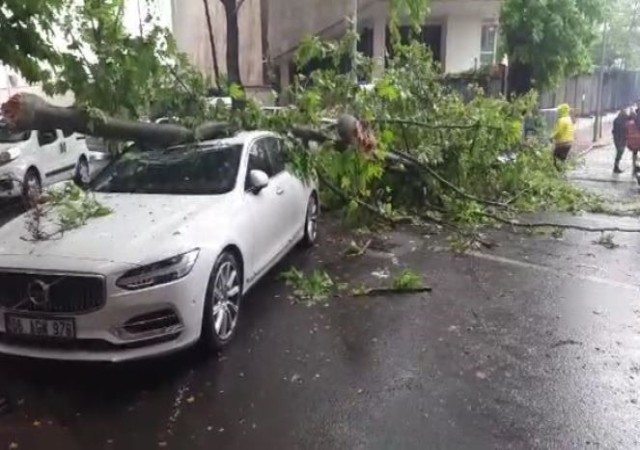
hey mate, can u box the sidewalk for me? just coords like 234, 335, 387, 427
568, 123, 640, 202
572, 112, 616, 155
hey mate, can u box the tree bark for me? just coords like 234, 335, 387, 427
1, 94, 230, 147
506, 60, 534, 98
203, 0, 221, 88
221, 0, 242, 86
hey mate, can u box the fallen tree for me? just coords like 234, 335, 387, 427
1, 93, 228, 147
0, 38, 619, 249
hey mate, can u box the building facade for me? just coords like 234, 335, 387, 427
169, 0, 265, 88
268, 0, 501, 89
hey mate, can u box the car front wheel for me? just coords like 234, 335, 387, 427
74, 157, 90, 187
300, 193, 319, 247
21, 169, 41, 206
201, 251, 243, 352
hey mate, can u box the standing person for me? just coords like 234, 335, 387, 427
625, 110, 640, 174
612, 108, 629, 173
552, 103, 575, 169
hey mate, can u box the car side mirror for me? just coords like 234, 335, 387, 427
249, 170, 269, 193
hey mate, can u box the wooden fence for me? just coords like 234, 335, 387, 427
539, 70, 640, 117
445, 68, 640, 117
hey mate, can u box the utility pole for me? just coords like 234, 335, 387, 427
594, 23, 608, 142
352, 0, 358, 83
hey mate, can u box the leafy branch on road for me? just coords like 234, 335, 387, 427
280, 268, 339, 307
593, 233, 620, 249
282, 267, 431, 305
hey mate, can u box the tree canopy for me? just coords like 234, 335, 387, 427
44, 0, 209, 121
0, 0, 67, 82
591, 0, 640, 69
501, 0, 605, 94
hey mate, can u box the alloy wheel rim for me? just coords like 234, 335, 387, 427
26, 175, 40, 199
211, 260, 240, 340
79, 161, 90, 184
307, 197, 318, 241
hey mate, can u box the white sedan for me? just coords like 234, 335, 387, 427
0, 131, 319, 362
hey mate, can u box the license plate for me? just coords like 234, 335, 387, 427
5, 314, 76, 339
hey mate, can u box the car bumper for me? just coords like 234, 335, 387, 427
0, 269, 209, 363
0, 165, 26, 197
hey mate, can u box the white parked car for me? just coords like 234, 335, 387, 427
0, 127, 90, 199
0, 131, 318, 362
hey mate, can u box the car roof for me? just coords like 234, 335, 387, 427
198, 130, 277, 148
164, 130, 278, 150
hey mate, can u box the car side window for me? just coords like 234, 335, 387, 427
245, 139, 274, 190
266, 138, 287, 175
38, 130, 58, 146
62, 128, 73, 138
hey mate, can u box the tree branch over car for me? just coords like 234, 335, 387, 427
0, 0, 624, 246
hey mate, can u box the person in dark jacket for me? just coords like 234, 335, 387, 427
612, 108, 629, 173
626, 111, 640, 174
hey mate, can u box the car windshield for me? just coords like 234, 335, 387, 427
0, 126, 30, 143
91, 143, 243, 195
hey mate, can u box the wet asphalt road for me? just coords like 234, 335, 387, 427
1, 147, 640, 449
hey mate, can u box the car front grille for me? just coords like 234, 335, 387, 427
0, 271, 105, 314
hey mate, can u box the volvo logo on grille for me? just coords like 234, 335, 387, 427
26, 279, 51, 307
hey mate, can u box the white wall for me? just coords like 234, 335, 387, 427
123, 0, 173, 36
436, 1, 501, 73
170, 0, 264, 86
444, 15, 483, 73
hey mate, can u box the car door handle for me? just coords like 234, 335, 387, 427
276, 186, 284, 195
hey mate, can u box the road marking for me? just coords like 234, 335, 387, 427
467, 251, 640, 291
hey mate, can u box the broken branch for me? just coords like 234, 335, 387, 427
374, 118, 484, 130
351, 286, 432, 297
393, 131, 509, 208
483, 211, 640, 233
1, 94, 231, 147
317, 170, 415, 225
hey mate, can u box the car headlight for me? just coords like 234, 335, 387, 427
116, 249, 200, 290
0, 151, 15, 166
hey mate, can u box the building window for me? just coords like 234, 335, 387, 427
480, 23, 498, 67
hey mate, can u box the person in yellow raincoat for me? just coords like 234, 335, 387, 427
552, 103, 575, 169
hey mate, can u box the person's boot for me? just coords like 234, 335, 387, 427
614, 165, 624, 174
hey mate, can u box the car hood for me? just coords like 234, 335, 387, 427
0, 140, 29, 154
0, 193, 233, 265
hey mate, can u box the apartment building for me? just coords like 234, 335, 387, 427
268, 0, 502, 89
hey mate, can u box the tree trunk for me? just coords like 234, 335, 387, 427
221, 0, 242, 86
1, 94, 230, 147
506, 60, 534, 98
203, 0, 221, 88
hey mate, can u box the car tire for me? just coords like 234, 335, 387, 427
300, 193, 319, 248
74, 157, 90, 187
21, 168, 41, 206
200, 251, 243, 352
